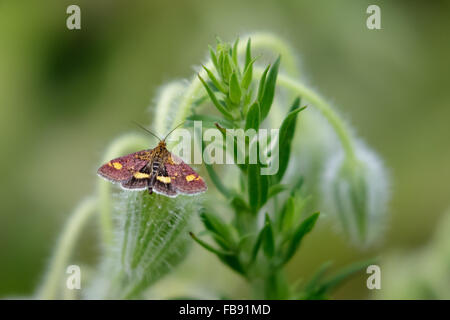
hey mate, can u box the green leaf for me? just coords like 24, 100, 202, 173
189, 232, 236, 264
278, 196, 295, 232
290, 176, 304, 196
229, 72, 242, 104
209, 45, 219, 72
320, 259, 375, 295
198, 75, 234, 120
195, 124, 231, 198
241, 56, 257, 90
218, 50, 225, 80
200, 211, 236, 250
268, 184, 287, 199
260, 56, 281, 120
275, 104, 307, 183
205, 162, 230, 198
222, 54, 233, 82
250, 230, 263, 264
232, 37, 239, 69
288, 96, 301, 112
300, 259, 375, 299
281, 212, 319, 265
259, 173, 269, 208
301, 261, 333, 296
257, 65, 270, 103
214, 122, 247, 172
262, 214, 275, 258
203, 65, 227, 94
244, 102, 260, 131
247, 165, 269, 213
245, 38, 252, 70
230, 195, 251, 213
219, 254, 246, 276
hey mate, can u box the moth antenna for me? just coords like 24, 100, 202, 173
132, 121, 162, 141
163, 121, 185, 141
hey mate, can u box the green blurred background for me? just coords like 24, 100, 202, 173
1, 0, 449, 298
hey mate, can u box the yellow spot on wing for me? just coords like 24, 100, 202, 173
134, 172, 150, 179
157, 176, 171, 184
112, 162, 123, 170
186, 174, 196, 182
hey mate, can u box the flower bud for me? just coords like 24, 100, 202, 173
86, 191, 202, 299
320, 142, 390, 247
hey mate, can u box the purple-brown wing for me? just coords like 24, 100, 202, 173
97, 150, 151, 182
121, 177, 148, 190
165, 154, 207, 195
153, 180, 178, 197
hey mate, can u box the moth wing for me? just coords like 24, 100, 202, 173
165, 154, 207, 195
97, 149, 151, 183
121, 177, 148, 190
153, 180, 178, 197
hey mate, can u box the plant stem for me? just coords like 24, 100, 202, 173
37, 198, 97, 299
247, 32, 299, 78
250, 269, 290, 299
153, 81, 187, 135
255, 68, 357, 162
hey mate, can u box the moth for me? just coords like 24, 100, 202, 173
97, 123, 207, 197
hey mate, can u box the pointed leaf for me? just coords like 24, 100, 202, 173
200, 211, 236, 250
214, 122, 247, 172
195, 123, 231, 198
229, 72, 242, 104
245, 38, 252, 70
260, 56, 281, 120
259, 173, 269, 208
209, 45, 219, 72
302, 261, 333, 294
275, 104, 307, 182
278, 196, 295, 232
318, 259, 375, 295
232, 37, 239, 69
245, 102, 260, 131
257, 65, 270, 102
222, 54, 233, 82
203, 65, 227, 94
262, 214, 275, 258
230, 195, 251, 213
190, 232, 245, 275
268, 184, 287, 199
281, 212, 319, 265
301, 259, 375, 299
189, 232, 233, 257
241, 56, 257, 90
250, 227, 264, 264
198, 75, 234, 120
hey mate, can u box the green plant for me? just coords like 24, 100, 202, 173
35, 33, 389, 300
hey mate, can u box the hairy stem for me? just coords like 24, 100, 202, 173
255, 68, 357, 162
98, 133, 150, 246
37, 198, 97, 299
248, 32, 299, 78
